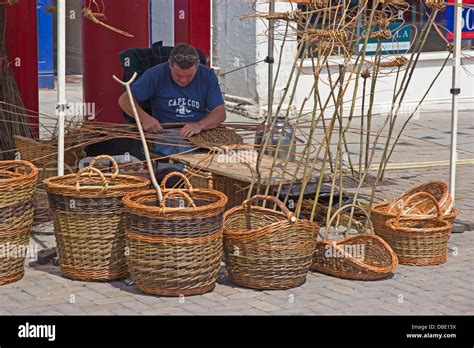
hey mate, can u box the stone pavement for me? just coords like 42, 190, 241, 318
0, 82, 471, 315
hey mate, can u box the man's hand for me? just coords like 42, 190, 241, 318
180, 122, 203, 138
141, 114, 163, 133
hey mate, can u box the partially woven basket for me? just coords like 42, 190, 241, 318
43, 155, 149, 281
0, 160, 38, 285
383, 192, 452, 266
124, 172, 228, 296
311, 204, 398, 280
223, 195, 319, 290
189, 127, 243, 149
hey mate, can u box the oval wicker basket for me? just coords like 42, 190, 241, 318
0, 160, 38, 286
384, 192, 452, 266
311, 204, 398, 280
43, 155, 149, 281
388, 181, 453, 216
223, 195, 319, 290
124, 172, 228, 297
372, 183, 457, 242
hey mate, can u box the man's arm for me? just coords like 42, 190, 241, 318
180, 104, 226, 137
118, 92, 163, 133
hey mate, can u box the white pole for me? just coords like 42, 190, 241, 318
449, 0, 463, 199
57, 0, 66, 176
267, 0, 275, 124
210, 0, 213, 68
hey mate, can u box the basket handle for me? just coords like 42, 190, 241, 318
160, 171, 194, 192
394, 192, 442, 226
324, 204, 374, 240
242, 195, 296, 223
75, 166, 109, 193
160, 189, 196, 209
88, 155, 120, 181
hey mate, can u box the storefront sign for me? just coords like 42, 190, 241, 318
447, 0, 474, 40
360, 24, 412, 55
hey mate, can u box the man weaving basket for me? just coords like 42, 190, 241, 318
118, 43, 226, 157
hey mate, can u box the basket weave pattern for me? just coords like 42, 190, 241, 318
0, 160, 38, 286
43, 155, 149, 281
310, 204, 399, 280
223, 195, 318, 290
383, 192, 452, 266
124, 172, 228, 296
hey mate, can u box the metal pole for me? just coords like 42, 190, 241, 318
267, 0, 275, 124
449, 0, 463, 199
57, 0, 66, 176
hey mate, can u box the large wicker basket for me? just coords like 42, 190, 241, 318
43, 155, 149, 281
124, 172, 228, 297
0, 160, 38, 285
383, 192, 452, 266
311, 204, 398, 280
223, 195, 319, 290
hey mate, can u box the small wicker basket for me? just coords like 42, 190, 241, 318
311, 204, 398, 280
43, 155, 149, 281
223, 195, 319, 290
0, 160, 38, 285
124, 172, 228, 297
383, 192, 452, 266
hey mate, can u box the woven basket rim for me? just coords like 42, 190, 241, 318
223, 204, 318, 239
123, 188, 228, 215
385, 217, 452, 233
372, 203, 457, 219
0, 160, 38, 186
43, 172, 149, 193
315, 234, 399, 273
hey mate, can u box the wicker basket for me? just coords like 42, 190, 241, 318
33, 162, 76, 226
43, 155, 149, 281
383, 192, 452, 266
310, 204, 398, 280
223, 195, 319, 290
388, 181, 453, 216
372, 185, 457, 240
14, 135, 83, 168
124, 172, 228, 297
0, 160, 38, 285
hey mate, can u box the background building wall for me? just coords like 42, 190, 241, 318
151, 0, 174, 46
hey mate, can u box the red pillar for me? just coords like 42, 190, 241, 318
4, 1, 39, 131
174, 0, 211, 65
82, 0, 150, 124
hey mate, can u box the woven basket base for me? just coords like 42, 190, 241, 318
228, 275, 307, 290
398, 255, 447, 266
310, 266, 393, 281
0, 271, 24, 286
60, 266, 127, 282
136, 283, 216, 297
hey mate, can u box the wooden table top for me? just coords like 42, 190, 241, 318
170, 150, 321, 184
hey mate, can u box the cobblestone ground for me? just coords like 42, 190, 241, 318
1, 108, 473, 315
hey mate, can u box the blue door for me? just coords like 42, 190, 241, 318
37, 1, 54, 89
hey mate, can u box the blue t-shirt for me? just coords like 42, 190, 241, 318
130, 62, 224, 124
